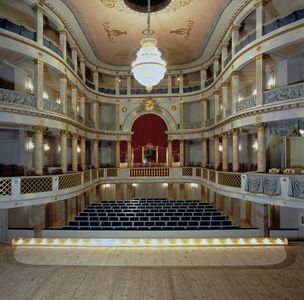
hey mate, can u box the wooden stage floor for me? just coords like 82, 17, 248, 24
0, 243, 304, 299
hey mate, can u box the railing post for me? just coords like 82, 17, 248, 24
52, 176, 59, 194
280, 176, 289, 197
241, 174, 246, 190
11, 178, 21, 201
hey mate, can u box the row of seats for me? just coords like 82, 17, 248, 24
63, 198, 239, 231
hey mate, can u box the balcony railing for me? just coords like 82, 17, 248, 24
66, 57, 74, 70
43, 38, 63, 57
43, 99, 63, 114
67, 108, 75, 119
263, 8, 304, 35
205, 118, 215, 127
183, 121, 202, 129
85, 119, 95, 128
183, 85, 201, 93
98, 87, 115, 95
0, 88, 36, 107
216, 113, 223, 122
85, 79, 95, 90
263, 82, 304, 105
224, 53, 232, 67
235, 95, 256, 112
1, 168, 304, 209
205, 77, 214, 88
100, 122, 115, 130
235, 31, 256, 54
0, 17, 36, 41
77, 114, 84, 124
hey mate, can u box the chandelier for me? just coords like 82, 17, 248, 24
131, 0, 167, 92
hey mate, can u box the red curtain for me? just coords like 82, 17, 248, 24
172, 140, 180, 162
120, 141, 127, 163
132, 114, 168, 163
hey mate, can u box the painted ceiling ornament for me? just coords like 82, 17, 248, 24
100, 0, 116, 8
170, 19, 194, 40
103, 22, 127, 42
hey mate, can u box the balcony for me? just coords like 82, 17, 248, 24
100, 122, 115, 130
235, 31, 256, 54
183, 121, 202, 130
1, 168, 303, 209
0, 88, 36, 107
235, 95, 256, 112
43, 99, 63, 114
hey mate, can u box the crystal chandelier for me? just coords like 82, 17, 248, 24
131, 0, 167, 92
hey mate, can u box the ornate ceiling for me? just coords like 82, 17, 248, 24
63, 0, 228, 66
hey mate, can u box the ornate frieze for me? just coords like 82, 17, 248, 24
235, 95, 256, 112
0, 88, 36, 107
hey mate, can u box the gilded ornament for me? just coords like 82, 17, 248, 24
170, 19, 194, 40
171, 105, 177, 111
122, 106, 127, 112
103, 22, 127, 43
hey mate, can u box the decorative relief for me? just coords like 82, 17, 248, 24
103, 22, 127, 43
122, 106, 128, 112
171, 0, 194, 11
114, 49, 132, 60
100, 0, 116, 8
170, 19, 194, 40
137, 98, 160, 113
171, 105, 177, 111
0, 88, 36, 107
163, 47, 184, 59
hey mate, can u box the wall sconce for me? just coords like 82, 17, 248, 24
163, 183, 168, 187
132, 183, 138, 187
218, 144, 223, 152
239, 144, 242, 151
43, 91, 49, 100
190, 183, 197, 188
76, 106, 80, 113
58, 145, 61, 152
252, 88, 257, 95
25, 80, 33, 94
252, 141, 258, 151
220, 105, 223, 111
238, 95, 243, 102
56, 99, 61, 104
43, 143, 50, 152
26, 140, 34, 151
268, 77, 275, 89
77, 146, 81, 153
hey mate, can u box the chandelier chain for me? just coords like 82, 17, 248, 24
147, 0, 151, 37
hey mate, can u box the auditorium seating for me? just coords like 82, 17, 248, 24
63, 198, 239, 231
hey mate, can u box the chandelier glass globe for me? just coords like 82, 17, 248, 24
131, 0, 167, 92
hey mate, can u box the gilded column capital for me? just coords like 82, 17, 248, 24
231, 24, 241, 31
222, 132, 229, 137
232, 128, 239, 136
213, 56, 220, 62
34, 59, 44, 65
58, 28, 67, 35
221, 42, 229, 49
222, 82, 230, 88
231, 71, 240, 77
33, 126, 45, 134
255, 0, 266, 8
256, 53, 265, 61
60, 130, 69, 137
33, 3, 44, 13
59, 74, 68, 80
256, 122, 267, 130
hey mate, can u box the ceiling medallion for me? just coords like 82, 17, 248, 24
99, 0, 194, 14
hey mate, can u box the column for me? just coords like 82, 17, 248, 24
178, 73, 183, 94
213, 56, 220, 80
214, 92, 221, 121
179, 183, 185, 200
59, 29, 67, 61
60, 75, 67, 114
231, 25, 240, 57
92, 139, 99, 169
115, 102, 120, 130
221, 43, 229, 70
79, 58, 86, 81
80, 96, 85, 120
34, 4, 44, 45
201, 138, 207, 168
256, 0, 266, 39
257, 122, 266, 172
29, 204, 45, 237
168, 183, 174, 200
232, 128, 239, 172
71, 134, 78, 172
222, 83, 229, 118
200, 67, 207, 89
80, 136, 86, 171
127, 74, 131, 95
127, 184, 133, 200
0, 210, 8, 241
179, 140, 184, 167
92, 102, 99, 128
116, 140, 120, 168
127, 140, 132, 167
71, 46, 78, 73
222, 132, 228, 171
202, 100, 207, 126
214, 136, 220, 170
34, 126, 44, 175
34, 59, 44, 110
231, 71, 240, 113
115, 75, 120, 95
60, 130, 68, 173
167, 139, 172, 167
167, 74, 172, 94
71, 85, 77, 118
93, 69, 99, 92
179, 100, 184, 129
256, 54, 265, 106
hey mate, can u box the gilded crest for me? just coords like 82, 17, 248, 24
137, 98, 160, 113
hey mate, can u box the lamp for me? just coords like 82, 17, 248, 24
131, 0, 166, 92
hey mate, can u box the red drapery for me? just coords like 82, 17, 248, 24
120, 141, 127, 163
172, 140, 180, 162
132, 114, 168, 163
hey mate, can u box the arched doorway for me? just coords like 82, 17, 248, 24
131, 114, 168, 164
